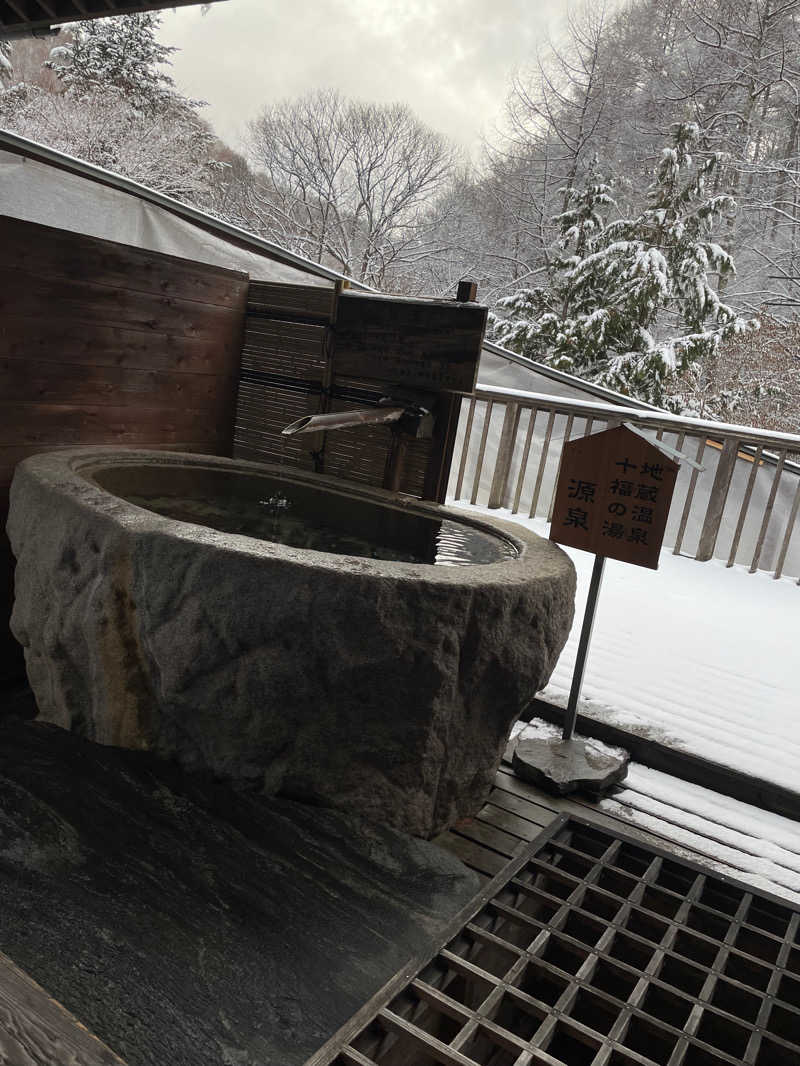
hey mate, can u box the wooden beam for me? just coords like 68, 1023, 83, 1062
0, 0, 226, 32
2, 0, 28, 21
33, 0, 57, 17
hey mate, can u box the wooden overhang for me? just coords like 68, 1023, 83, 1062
0, 0, 226, 38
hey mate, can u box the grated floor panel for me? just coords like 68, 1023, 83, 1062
306, 815, 800, 1066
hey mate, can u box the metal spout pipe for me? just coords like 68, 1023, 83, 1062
282, 407, 406, 436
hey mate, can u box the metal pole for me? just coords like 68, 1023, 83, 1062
563, 554, 606, 741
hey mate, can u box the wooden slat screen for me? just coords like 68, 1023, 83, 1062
234, 281, 334, 473
233, 282, 486, 501
0, 214, 249, 681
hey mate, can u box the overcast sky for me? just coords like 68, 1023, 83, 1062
158, 0, 566, 156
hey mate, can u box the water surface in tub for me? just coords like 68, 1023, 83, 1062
94, 465, 518, 567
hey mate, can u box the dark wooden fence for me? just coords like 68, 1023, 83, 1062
0, 215, 249, 680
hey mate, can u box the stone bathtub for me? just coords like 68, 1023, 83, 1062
7, 448, 575, 837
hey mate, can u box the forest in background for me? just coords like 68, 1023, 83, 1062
1, 2, 799, 427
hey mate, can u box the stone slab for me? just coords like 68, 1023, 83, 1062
0, 720, 480, 1066
512, 736, 630, 796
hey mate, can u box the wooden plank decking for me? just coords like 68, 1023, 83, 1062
436, 758, 800, 903
1, 731, 795, 1064
0, 951, 126, 1065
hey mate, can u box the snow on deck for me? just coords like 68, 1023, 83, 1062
512, 719, 800, 905
605, 765, 800, 904
454, 502, 799, 795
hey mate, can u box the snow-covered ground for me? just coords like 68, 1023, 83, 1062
454, 501, 799, 794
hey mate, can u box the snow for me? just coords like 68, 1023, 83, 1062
514, 721, 800, 903
603, 765, 800, 904
453, 501, 800, 794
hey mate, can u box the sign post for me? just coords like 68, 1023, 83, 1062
513, 424, 682, 796
562, 553, 606, 742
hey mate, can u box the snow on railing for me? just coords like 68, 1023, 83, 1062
450, 386, 800, 582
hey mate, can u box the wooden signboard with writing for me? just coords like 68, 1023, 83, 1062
550, 425, 679, 569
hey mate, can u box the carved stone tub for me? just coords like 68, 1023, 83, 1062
8, 448, 575, 837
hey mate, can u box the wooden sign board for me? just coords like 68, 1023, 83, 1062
334, 291, 486, 393
550, 425, 679, 569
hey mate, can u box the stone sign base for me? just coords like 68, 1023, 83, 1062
512, 736, 629, 796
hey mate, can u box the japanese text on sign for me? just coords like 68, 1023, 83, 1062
550, 426, 679, 570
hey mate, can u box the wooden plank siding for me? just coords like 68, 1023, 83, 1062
0, 216, 249, 681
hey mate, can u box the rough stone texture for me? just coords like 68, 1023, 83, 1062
512, 736, 630, 796
7, 448, 576, 838
0, 718, 479, 1066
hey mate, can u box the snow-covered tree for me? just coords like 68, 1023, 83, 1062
0, 14, 223, 206
46, 14, 184, 114
493, 125, 757, 409
0, 85, 221, 202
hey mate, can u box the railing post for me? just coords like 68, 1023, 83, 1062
488, 403, 520, 509
453, 397, 476, 501
470, 400, 494, 506
774, 479, 800, 580
751, 450, 788, 574
696, 438, 739, 562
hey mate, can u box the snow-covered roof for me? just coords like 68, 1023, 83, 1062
481, 339, 663, 410
0, 129, 345, 287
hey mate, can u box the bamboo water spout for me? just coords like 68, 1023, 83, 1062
281, 408, 407, 436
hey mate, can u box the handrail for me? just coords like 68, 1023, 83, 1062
471, 385, 800, 453
452, 386, 800, 582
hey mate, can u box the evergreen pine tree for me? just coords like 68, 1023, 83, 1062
47, 14, 184, 114
493, 125, 756, 409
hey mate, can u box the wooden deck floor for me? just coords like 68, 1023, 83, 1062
435, 757, 800, 903
2, 741, 796, 1065
0, 950, 125, 1065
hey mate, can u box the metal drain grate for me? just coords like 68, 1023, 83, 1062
306, 814, 800, 1066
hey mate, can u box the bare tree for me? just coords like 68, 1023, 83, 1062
0, 40, 11, 84
506, 3, 618, 201
471, 3, 626, 309
246, 89, 458, 288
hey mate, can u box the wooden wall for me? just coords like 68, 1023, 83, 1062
0, 215, 249, 682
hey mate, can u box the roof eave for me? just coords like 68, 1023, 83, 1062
0, 0, 228, 38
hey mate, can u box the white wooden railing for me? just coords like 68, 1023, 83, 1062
450, 386, 800, 583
